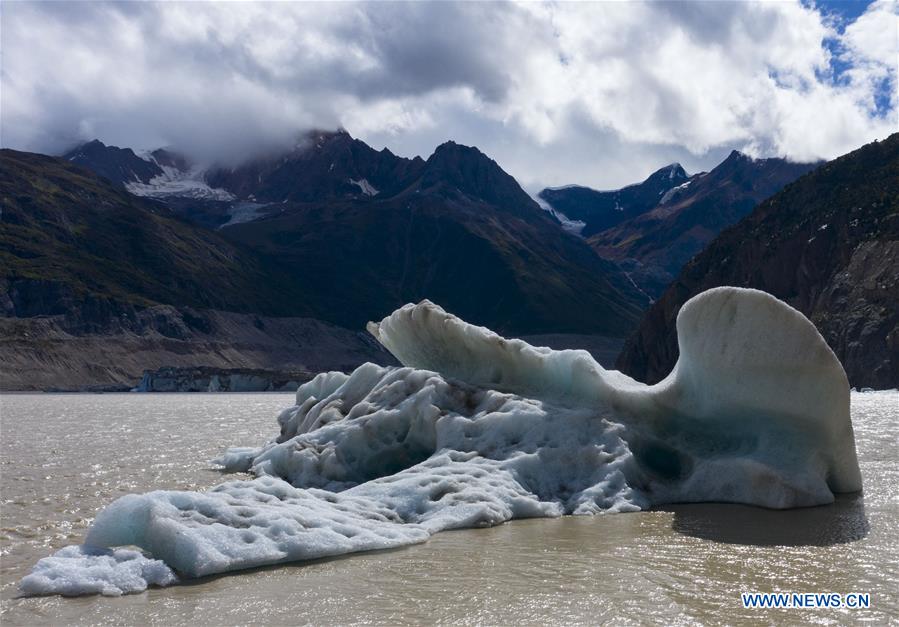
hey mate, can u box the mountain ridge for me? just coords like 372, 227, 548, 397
0, 148, 307, 316
7, 134, 647, 337
538, 162, 691, 237
539, 151, 819, 297
616, 133, 899, 389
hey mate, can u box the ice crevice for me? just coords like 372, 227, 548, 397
20, 287, 862, 596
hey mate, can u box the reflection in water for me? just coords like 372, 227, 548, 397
665, 493, 869, 546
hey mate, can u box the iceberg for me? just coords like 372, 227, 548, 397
18, 546, 177, 597
20, 287, 862, 596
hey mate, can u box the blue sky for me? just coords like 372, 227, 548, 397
2, 1, 896, 190
813, 0, 875, 22
813, 0, 895, 116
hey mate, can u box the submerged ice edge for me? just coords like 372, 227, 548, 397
19, 287, 862, 597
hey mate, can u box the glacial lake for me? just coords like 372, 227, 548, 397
1, 391, 897, 625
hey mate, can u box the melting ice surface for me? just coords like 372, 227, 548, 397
19, 287, 863, 596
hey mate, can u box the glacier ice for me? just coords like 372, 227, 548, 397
18, 546, 177, 597
20, 287, 862, 596
124, 163, 236, 201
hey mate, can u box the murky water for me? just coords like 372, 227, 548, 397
1, 391, 897, 625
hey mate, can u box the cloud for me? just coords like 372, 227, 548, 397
1, 0, 895, 187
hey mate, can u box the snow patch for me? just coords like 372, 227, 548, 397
623, 271, 654, 304
349, 178, 378, 196
659, 180, 692, 204
218, 202, 268, 229
534, 195, 586, 236
542, 184, 585, 191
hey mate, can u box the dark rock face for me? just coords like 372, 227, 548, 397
4, 279, 77, 317
539, 163, 689, 237
63, 139, 164, 186
206, 129, 426, 203
418, 142, 546, 220
588, 152, 819, 297
617, 134, 899, 390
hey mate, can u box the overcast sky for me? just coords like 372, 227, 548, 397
1, 0, 896, 190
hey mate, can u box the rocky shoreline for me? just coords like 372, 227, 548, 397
132, 366, 315, 392
0, 288, 397, 392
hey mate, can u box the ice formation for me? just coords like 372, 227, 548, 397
349, 177, 379, 196
125, 164, 236, 201
19, 546, 177, 597
20, 287, 862, 596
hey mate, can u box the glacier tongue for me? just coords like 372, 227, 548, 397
125, 164, 235, 201
20, 287, 862, 596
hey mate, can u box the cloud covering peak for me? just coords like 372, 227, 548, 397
1, 0, 896, 188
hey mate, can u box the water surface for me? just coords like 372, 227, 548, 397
1, 391, 896, 625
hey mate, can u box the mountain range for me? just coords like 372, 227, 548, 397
3, 131, 648, 389
616, 134, 899, 389
539, 163, 691, 237
60, 130, 646, 335
539, 153, 819, 297
4, 129, 894, 390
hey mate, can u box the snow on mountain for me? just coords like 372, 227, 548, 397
534, 194, 586, 235
19, 287, 861, 596
125, 166, 236, 201
217, 202, 268, 229
537, 163, 691, 238
616, 133, 898, 390
349, 178, 379, 196
658, 179, 692, 204
63, 140, 164, 187
586, 153, 819, 297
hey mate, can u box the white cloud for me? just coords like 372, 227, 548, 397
1, 0, 895, 188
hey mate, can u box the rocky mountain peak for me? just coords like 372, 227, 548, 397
418, 141, 542, 217
63, 139, 163, 186
648, 163, 689, 184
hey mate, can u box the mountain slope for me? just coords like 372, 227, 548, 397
206, 129, 426, 203
416, 141, 549, 219
223, 140, 646, 335
0, 149, 308, 316
587, 152, 819, 297
616, 134, 899, 389
538, 163, 689, 237
63, 139, 164, 186
0, 149, 395, 390
0, 306, 393, 391
8, 136, 647, 337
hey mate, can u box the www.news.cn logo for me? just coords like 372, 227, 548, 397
742, 592, 870, 609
